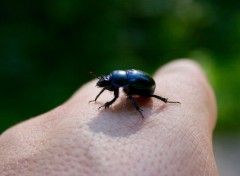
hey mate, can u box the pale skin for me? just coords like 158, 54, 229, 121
0, 59, 219, 176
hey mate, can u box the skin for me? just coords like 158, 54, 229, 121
0, 59, 219, 176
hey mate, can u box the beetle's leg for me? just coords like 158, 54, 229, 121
128, 95, 144, 118
150, 94, 180, 104
89, 88, 106, 103
98, 88, 119, 109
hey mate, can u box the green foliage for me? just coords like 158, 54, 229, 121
0, 0, 239, 133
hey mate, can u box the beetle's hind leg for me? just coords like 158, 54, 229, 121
128, 95, 144, 118
150, 94, 180, 104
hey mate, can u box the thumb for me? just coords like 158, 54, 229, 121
154, 59, 217, 136
144, 59, 218, 175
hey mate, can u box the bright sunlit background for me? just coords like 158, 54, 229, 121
1, 0, 240, 175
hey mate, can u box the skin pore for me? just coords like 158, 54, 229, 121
0, 59, 219, 176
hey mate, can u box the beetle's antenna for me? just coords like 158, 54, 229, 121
89, 71, 100, 79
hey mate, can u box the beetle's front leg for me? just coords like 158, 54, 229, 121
89, 88, 106, 103
98, 88, 119, 109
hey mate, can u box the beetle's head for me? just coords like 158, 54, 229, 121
96, 75, 111, 87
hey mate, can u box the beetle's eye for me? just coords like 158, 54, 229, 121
105, 75, 110, 81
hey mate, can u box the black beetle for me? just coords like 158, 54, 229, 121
90, 69, 180, 117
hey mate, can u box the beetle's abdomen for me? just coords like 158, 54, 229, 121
124, 69, 156, 96
111, 70, 128, 87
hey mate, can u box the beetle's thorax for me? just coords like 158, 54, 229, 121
111, 70, 128, 87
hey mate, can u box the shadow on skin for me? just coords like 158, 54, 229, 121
153, 102, 178, 114
87, 96, 167, 138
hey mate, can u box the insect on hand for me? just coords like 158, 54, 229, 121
89, 69, 180, 118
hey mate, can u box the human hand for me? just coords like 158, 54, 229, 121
0, 59, 219, 176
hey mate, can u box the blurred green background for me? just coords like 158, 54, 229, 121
0, 0, 240, 134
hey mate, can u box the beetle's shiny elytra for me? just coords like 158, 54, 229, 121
90, 69, 180, 118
